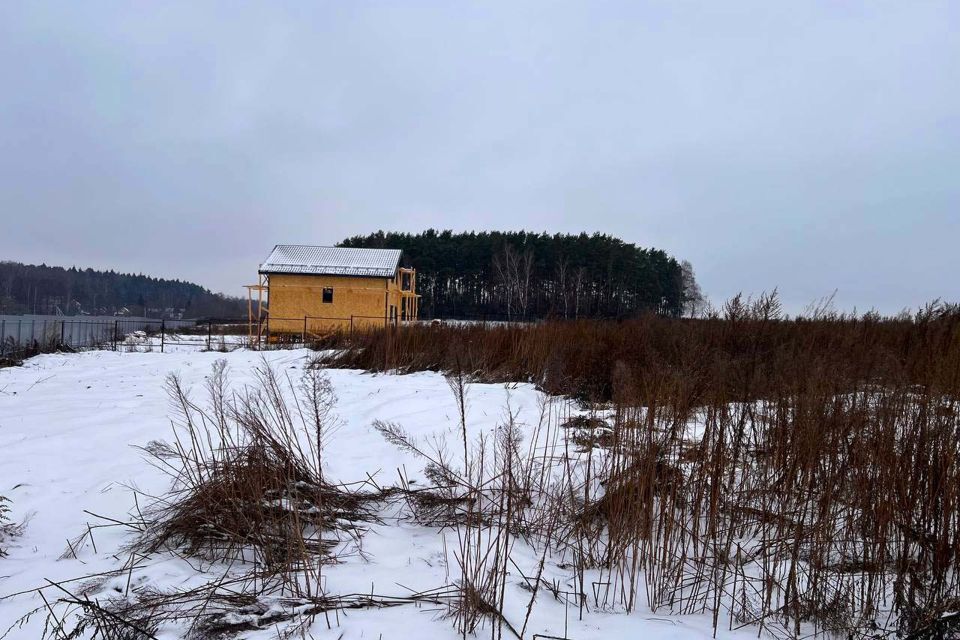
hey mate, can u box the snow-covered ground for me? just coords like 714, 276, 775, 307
117, 331, 250, 353
0, 350, 753, 639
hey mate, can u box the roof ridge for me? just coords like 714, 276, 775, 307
259, 245, 402, 277
273, 244, 400, 251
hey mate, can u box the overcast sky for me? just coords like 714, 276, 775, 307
1, 2, 957, 314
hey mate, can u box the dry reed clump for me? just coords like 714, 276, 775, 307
36, 580, 458, 640
136, 359, 380, 580
560, 366, 959, 639
33, 359, 402, 639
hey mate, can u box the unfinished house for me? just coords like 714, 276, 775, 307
248, 245, 418, 343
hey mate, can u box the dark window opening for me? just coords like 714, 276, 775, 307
401, 272, 412, 291
322, 287, 334, 303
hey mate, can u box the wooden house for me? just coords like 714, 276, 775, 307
248, 245, 418, 340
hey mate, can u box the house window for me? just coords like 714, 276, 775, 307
322, 287, 334, 303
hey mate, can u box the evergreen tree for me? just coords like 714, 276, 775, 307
339, 230, 688, 318
0, 261, 245, 318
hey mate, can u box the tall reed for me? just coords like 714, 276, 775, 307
324, 297, 960, 637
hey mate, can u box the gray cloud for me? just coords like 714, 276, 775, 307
1, 1, 957, 313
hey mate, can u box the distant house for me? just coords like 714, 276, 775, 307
251, 245, 418, 338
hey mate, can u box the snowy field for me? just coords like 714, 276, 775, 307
0, 350, 752, 639
117, 331, 250, 353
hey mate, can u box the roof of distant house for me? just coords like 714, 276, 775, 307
259, 245, 402, 278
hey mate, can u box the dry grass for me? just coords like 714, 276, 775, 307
136, 360, 380, 587
315, 297, 960, 404
28, 359, 401, 639
315, 295, 960, 638
21, 296, 960, 638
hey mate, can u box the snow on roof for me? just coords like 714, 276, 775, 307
259, 245, 402, 278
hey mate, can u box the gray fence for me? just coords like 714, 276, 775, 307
0, 315, 196, 356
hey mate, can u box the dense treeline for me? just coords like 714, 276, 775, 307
0, 261, 245, 318
339, 230, 700, 319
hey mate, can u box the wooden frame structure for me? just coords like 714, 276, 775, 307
244, 272, 268, 347
397, 267, 418, 321
246, 247, 419, 348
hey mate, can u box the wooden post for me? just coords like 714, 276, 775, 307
258, 274, 265, 349
60, 320, 65, 346
161, 319, 165, 353
304, 316, 308, 344
114, 320, 118, 351
247, 289, 253, 346
207, 320, 212, 350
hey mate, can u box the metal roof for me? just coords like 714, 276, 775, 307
259, 245, 402, 278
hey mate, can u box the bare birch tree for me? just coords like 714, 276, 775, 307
680, 260, 706, 317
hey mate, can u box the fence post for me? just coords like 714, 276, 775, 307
207, 320, 212, 351
160, 319, 165, 353
60, 320, 65, 347
304, 316, 308, 344
17, 319, 22, 350
350, 315, 354, 336
114, 320, 118, 351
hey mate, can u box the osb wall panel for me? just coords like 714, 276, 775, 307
267, 273, 415, 334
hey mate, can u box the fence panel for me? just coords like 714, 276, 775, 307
0, 315, 198, 357
1, 313, 456, 359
